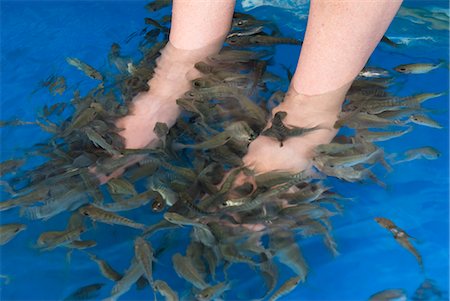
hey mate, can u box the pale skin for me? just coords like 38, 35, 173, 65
111, 0, 403, 184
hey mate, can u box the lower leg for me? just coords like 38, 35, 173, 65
243, 0, 402, 174
117, 0, 236, 149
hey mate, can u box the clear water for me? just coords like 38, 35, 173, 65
0, 1, 449, 300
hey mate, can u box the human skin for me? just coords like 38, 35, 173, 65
110, 0, 403, 183
242, 0, 403, 173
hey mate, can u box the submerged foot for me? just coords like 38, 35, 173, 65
117, 41, 221, 149
242, 83, 351, 174
94, 41, 222, 184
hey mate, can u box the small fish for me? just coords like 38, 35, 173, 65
172, 253, 208, 289
227, 25, 265, 38
66, 57, 103, 81
83, 127, 122, 156
268, 275, 303, 301
226, 35, 302, 47
0, 223, 26, 245
79, 205, 145, 229
85, 252, 122, 282
394, 61, 445, 74
381, 35, 400, 47
106, 178, 137, 196
368, 288, 407, 301
0, 119, 35, 128
392, 146, 440, 164
64, 283, 104, 300
0, 159, 26, 177
134, 237, 155, 285
66, 240, 97, 250
412, 279, 444, 301
356, 128, 412, 142
109, 260, 144, 300
37, 227, 85, 251
358, 66, 391, 78
374, 217, 423, 267
145, 0, 171, 12
40, 75, 67, 95
407, 114, 443, 129
153, 280, 179, 301
151, 194, 166, 212
195, 282, 231, 301
262, 111, 322, 146
107, 43, 130, 73
209, 49, 272, 63
269, 231, 308, 281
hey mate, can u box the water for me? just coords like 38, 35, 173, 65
1, 1, 449, 300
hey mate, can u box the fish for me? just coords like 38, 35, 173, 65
356, 128, 412, 142
40, 75, 67, 96
0, 223, 26, 245
163, 212, 211, 235
66, 57, 103, 80
392, 146, 440, 164
37, 227, 85, 251
107, 43, 130, 73
407, 114, 443, 129
172, 253, 208, 289
358, 66, 391, 78
0, 159, 26, 177
151, 194, 166, 212
226, 35, 302, 47
63, 107, 97, 136
142, 219, 179, 238
269, 231, 308, 281
412, 279, 444, 301
268, 275, 303, 301
66, 240, 97, 249
85, 252, 123, 282
148, 178, 178, 206
144, 17, 166, 30
374, 217, 423, 267
195, 282, 232, 301
83, 127, 122, 156
109, 259, 144, 300
20, 187, 89, 221
152, 280, 179, 301
202, 245, 219, 281
315, 148, 386, 169
209, 49, 272, 63
0, 187, 49, 212
394, 61, 445, 74
79, 205, 145, 229
0, 119, 35, 128
134, 237, 155, 284
259, 253, 279, 298
335, 111, 404, 129
381, 35, 400, 47
106, 178, 137, 196
145, 0, 171, 12
64, 283, 105, 300
227, 25, 265, 38
173, 121, 255, 150
262, 111, 323, 146
368, 288, 407, 301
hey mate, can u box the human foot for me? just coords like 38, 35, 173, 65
93, 42, 223, 184
116, 41, 223, 149
242, 83, 351, 174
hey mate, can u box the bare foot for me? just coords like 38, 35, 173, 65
93, 42, 223, 184
116, 41, 222, 149
242, 83, 352, 174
